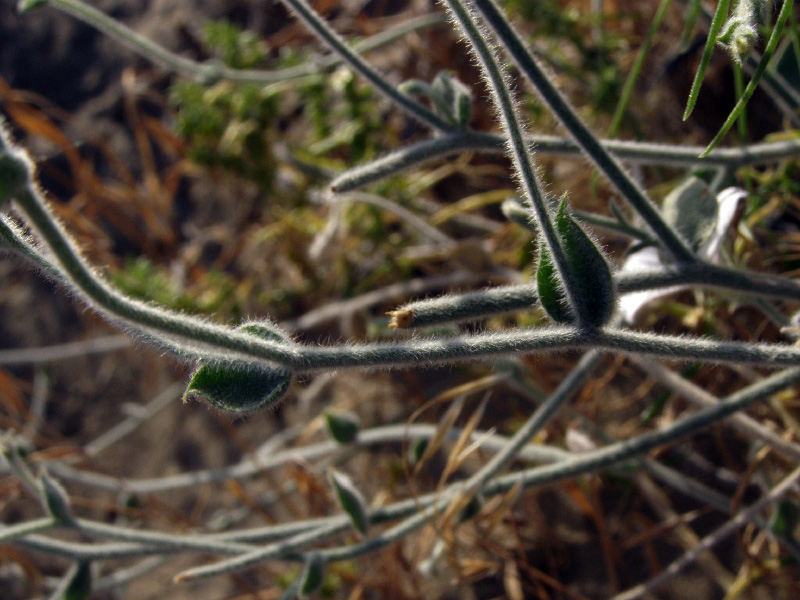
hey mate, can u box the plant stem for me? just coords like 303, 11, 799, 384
441, 0, 586, 325
42, 0, 443, 86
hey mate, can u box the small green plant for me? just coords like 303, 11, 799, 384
4, 0, 800, 598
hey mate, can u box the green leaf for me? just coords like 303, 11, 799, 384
717, 0, 760, 65
400, 71, 472, 127
40, 471, 73, 524
456, 494, 483, 524
431, 70, 472, 127
536, 237, 570, 323
501, 196, 536, 232
684, 0, 732, 120
324, 411, 360, 444
329, 470, 370, 535
407, 438, 429, 467
770, 499, 800, 537
299, 552, 325, 598
63, 562, 92, 600
536, 195, 615, 328
183, 321, 292, 413
661, 176, 718, 251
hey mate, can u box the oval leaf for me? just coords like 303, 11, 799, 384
661, 176, 718, 252
536, 195, 615, 327
184, 363, 291, 414
324, 411, 360, 444
183, 321, 293, 413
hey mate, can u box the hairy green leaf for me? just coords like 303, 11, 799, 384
400, 71, 472, 127
432, 70, 472, 127
770, 499, 800, 537
536, 195, 615, 327
183, 321, 292, 413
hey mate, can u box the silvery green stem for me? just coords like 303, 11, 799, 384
572, 210, 658, 244
503, 193, 657, 243
16, 535, 160, 560
83, 382, 182, 456
0, 214, 58, 275
0, 517, 57, 543
331, 132, 800, 194
51, 422, 567, 495
330, 131, 497, 193
395, 262, 800, 329
9, 179, 800, 369
8, 177, 299, 367
70, 519, 256, 555
279, 0, 452, 130
470, 0, 696, 263
328, 191, 454, 246
440, 0, 586, 326
173, 520, 343, 580
93, 557, 165, 592
292, 325, 800, 372
39, 0, 442, 86
44, 0, 212, 78
303, 360, 800, 565
0, 334, 130, 366
495, 366, 800, 493
285, 271, 485, 332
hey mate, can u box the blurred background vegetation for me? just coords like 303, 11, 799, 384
2, 1, 800, 598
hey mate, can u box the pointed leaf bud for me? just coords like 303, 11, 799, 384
536, 195, 615, 327
40, 471, 73, 524
329, 469, 370, 535
324, 411, 360, 444
299, 552, 325, 598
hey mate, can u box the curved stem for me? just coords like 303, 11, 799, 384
42, 0, 443, 86
12, 185, 299, 366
